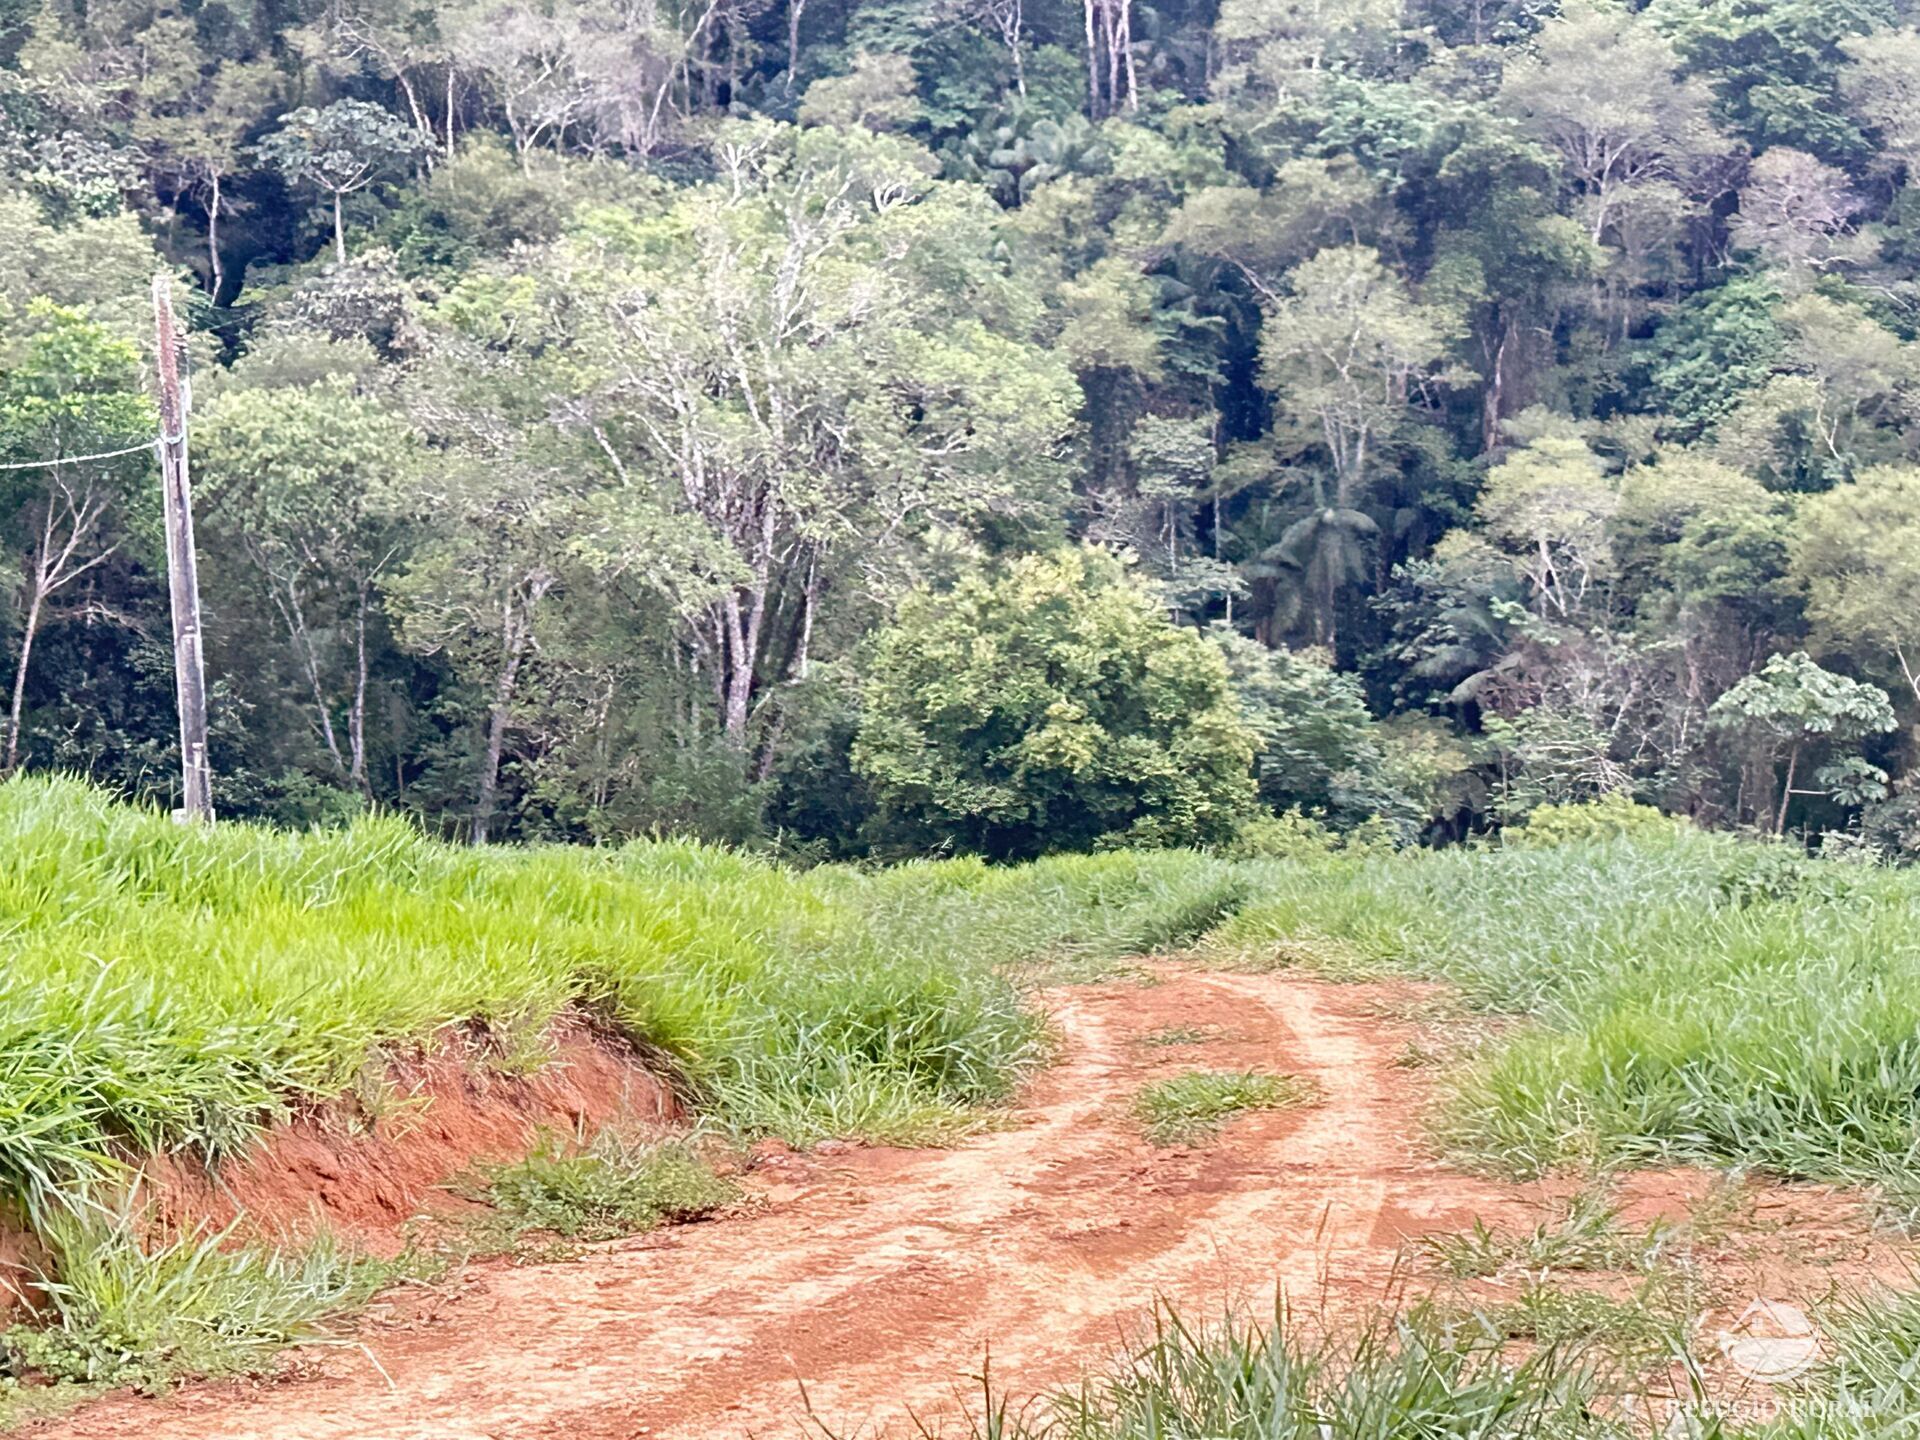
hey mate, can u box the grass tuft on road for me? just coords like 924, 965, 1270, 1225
451, 1131, 736, 1252
1131, 1070, 1315, 1146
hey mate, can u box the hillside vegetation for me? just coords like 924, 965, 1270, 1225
9, 0, 1920, 862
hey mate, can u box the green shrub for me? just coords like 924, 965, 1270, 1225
1507, 793, 1681, 847
852, 548, 1259, 859
1223, 811, 1397, 861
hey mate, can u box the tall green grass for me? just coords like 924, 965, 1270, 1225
904, 1302, 1620, 1439
0, 777, 1244, 1221
1208, 829, 1920, 1202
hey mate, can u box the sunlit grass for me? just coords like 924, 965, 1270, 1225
1132, 1070, 1315, 1146
0, 777, 1252, 1222
1207, 830, 1920, 1203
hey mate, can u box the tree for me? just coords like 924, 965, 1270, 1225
1474, 437, 1619, 620
382, 451, 583, 844
256, 100, 427, 263
559, 124, 1078, 755
853, 549, 1258, 858
1730, 148, 1862, 276
0, 304, 152, 774
132, 58, 280, 298
1500, 0, 1724, 245
1840, 28, 1920, 176
1252, 244, 1459, 645
1212, 0, 1400, 109
197, 379, 416, 791
1211, 627, 1403, 828
1709, 651, 1896, 834
1794, 465, 1920, 707
1260, 245, 1461, 500
1655, 0, 1879, 163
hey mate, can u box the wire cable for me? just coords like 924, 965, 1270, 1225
0, 438, 160, 471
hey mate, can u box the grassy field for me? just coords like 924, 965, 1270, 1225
12, 778, 1920, 1222
1211, 826, 1920, 1212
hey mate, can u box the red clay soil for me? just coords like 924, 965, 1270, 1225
147, 1024, 678, 1255
43, 966, 1907, 1440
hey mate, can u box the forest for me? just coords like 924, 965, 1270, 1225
4, 0, 1920, 859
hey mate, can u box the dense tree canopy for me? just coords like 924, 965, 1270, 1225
6, 0, 1920, 858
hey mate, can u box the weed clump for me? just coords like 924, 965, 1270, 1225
3, 1209, 379, 1390
1421, 1191, 1677, 1279
452, 1132, 736, 1249
919, 1302, 1619, 1439
1131, 1070, 1314, 1146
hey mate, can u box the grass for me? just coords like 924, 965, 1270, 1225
1203, 828, 1920, 1206
2, 1205, 388, 1390
0, 777, 1259, 1225
0, 780, 1267, 1393
889, 1301, 1623, 1438
887, 1280, 1920, 1439
1131, 1070, 1315, 1146
1135, 1025, 1216, 1048
19, 778, 1920, 1413
450, 1130, 736, 1253
1421, 1191, 1677, 1280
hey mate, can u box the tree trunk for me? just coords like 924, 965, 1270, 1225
786, 0, 807, 89
1480, 318, 1510, 455
472, 630, 527, 844
722, 614, 754, 747
1083, 0, 1101, 118
348, 585, 370, 791
332, 191, 347, 265
1775, 743, 1799, 838
6, 575, 46, 775
206, 171, 225, 300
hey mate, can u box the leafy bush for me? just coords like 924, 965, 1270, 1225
1860, 787, 1920, 864
1222, 810, 1397, 861
1507, 793, 1681, 847
853, 548, 1259, 859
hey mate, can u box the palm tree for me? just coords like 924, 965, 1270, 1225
1240, 475, 1378, 650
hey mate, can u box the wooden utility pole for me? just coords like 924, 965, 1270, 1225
152, 274, 215, 822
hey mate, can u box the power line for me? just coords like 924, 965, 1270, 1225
0, 438, 160, 472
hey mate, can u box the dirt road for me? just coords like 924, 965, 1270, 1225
41, 968, 1624, 1439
